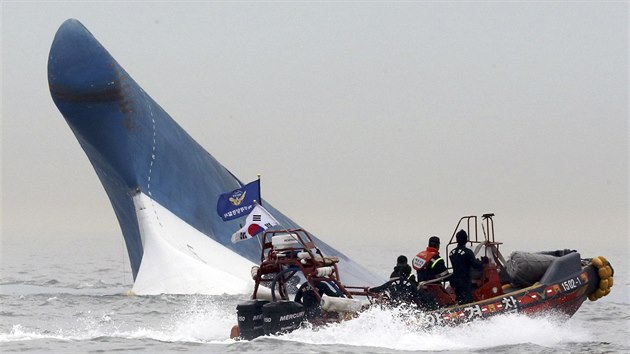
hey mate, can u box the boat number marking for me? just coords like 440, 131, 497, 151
561, 276, 582, 292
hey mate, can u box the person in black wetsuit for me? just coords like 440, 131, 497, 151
448, 230, 484, 304
389, 256, 418, 304
390, 255, 413, 280
294, 280, 338, 319
368, 255, 419, 305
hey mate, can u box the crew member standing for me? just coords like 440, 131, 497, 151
449, 230, 484, 304
412, 236, 449, 282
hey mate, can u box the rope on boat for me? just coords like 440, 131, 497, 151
588, 256, 614, 301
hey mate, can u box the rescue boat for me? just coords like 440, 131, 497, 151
231, 213, 614, 339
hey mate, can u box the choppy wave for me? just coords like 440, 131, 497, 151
1, 246, 627, 353
1, 293, 613, 354
266, 306, 593, 352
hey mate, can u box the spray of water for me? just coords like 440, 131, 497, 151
269, 306, 594, 351
1, 295, 235, 344
0, 296, 594, 351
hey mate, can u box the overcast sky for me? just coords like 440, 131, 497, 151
1, 2, 628, 269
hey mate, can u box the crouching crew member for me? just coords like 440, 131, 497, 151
295, 280, 339, 319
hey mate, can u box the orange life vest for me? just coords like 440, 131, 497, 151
412, 246, 439, 271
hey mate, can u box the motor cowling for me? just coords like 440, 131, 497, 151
262, 300, 305, 335
236, 299, 269, 340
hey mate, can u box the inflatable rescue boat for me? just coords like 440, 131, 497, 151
230, 214, 614, 339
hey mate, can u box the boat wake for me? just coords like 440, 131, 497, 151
271, 306, 594, 351
0, 296, 594, 352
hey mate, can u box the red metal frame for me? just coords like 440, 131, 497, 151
251, 228, 371, 306
444, 214, 506, 302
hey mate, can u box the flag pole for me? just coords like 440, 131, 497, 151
257, 173, 262, 206
256, 174, 263, 250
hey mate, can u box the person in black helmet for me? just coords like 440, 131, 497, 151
448, 229, 484, 304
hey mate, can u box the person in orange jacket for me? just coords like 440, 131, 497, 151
412, 236, 449, 282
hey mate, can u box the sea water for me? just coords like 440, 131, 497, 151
1, 235, 628, 353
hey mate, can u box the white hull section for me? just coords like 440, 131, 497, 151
131, 192, 256, 295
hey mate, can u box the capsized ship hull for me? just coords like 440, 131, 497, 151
48, 19, 383, 294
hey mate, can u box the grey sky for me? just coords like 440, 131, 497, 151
1, 2, 627, 268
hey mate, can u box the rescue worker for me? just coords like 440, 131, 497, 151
370, 255, 414, 291
294, 280, 339, 319
412, 236, 449, 282
390, 255, 413, 280
368, 255, 417, 305
410, 236, 449, 310
448, 229, 484, 304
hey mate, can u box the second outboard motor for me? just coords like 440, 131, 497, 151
236, 299, 269, 340
262, 300, 305, 335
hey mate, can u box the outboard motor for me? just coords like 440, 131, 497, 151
236, 299, 269, 340
262, 300, 305, 335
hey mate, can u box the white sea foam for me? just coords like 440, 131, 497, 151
160, 296, 238, 343
1, 325, 67, 342
0, 296, 234, 344
0, 292, 617, 354
270, 306, 594, 352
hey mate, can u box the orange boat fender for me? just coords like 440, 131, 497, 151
598, 266, 613, 280
589, 256, 615, 301
594, 288, 606, 299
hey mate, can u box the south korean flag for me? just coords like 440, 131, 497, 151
231, 203, 279, 243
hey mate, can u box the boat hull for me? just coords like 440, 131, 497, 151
233, 251, 614, 339
48, 19, 384, 294
419, 263, 599, 327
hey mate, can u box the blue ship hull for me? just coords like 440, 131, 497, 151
48, 19, 383, 292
